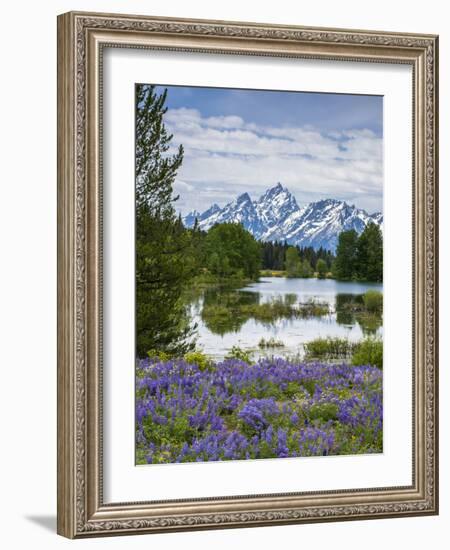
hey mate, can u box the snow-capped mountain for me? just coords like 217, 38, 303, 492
254, 182, 300, 228
183, 183, 382, 252
370, 211, 383, 225
198, 192, 267, 237
183, 203, 221, 227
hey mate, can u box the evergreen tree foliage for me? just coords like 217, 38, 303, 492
333, 224, 383, 282
135, 84, 198, 357
205, 223, 261, 279
333, 229, 359, 281
316, 258, 328, 279
356, 222, 383, 282
261, 241, 335, 272
285, 246, 302, 277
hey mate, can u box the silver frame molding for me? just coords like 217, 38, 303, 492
57, 11, 439, 538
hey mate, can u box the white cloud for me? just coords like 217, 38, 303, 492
204, 115, 245, 129
172, 179, 194, 192
164, 107, 383, 214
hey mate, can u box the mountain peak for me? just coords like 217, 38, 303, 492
255, 183, 299, 229
183, 185, 382, 252
313, 198, 342, 207
264, 182, 285, 196
236, 192, 252, 204
203, 203, 220, 215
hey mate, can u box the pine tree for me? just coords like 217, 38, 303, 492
333, 229, 358, 280
205, 223, 261, 279
316, 258, 328, 279
135, 84, 197, 357
356, 222, 383, 282
285, 246, 302, 277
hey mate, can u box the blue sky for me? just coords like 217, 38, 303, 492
148, 84, 383, 215
162, 86, 383, 136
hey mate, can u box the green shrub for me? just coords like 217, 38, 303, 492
352, 338, 383, 369
363, 290, 383, 313
146, 349, 172, 362
183, 350, 211, 371
293, 299, 329, 318
308, 402, 339, 422
304, 337, 354, 358
283, 381, 303, 398
302, 379, 317, 396
225, 346, 253, 364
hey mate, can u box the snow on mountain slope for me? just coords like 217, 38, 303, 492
183, 183, 382, 252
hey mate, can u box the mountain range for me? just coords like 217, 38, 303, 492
183, 183, 382, 252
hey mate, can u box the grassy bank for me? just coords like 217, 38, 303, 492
191, 269, 255, 288
260, 269, 286, 277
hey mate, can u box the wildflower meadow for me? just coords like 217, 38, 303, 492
136, 357, 382, 464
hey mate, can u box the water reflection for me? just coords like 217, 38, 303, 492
335, 293, 382, 336
199, 287, 332, 336
186, 277, 383, 360
201, 288, 260, 335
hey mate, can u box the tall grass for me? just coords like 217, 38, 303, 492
363, 290, 383, 313
304, 337, 355, 359
352, 338, 383, 369
304, 335, 383, 369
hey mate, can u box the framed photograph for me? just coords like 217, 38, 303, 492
57, 11, 439, 538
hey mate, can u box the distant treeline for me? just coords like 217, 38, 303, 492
261, 241, 334, 271
261, 223, 383, 283
188, 221, 261, 281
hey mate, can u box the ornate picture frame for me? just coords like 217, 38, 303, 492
57, 11, 438, 538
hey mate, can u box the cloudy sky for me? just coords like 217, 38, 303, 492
149, 84, 383, 215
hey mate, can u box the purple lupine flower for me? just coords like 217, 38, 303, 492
238, 398, 279, 433
135, 357, 382, 463
264, 425, 274, 445
276, 428, 289, 458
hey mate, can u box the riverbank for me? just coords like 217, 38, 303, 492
259, 269, 383, 283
